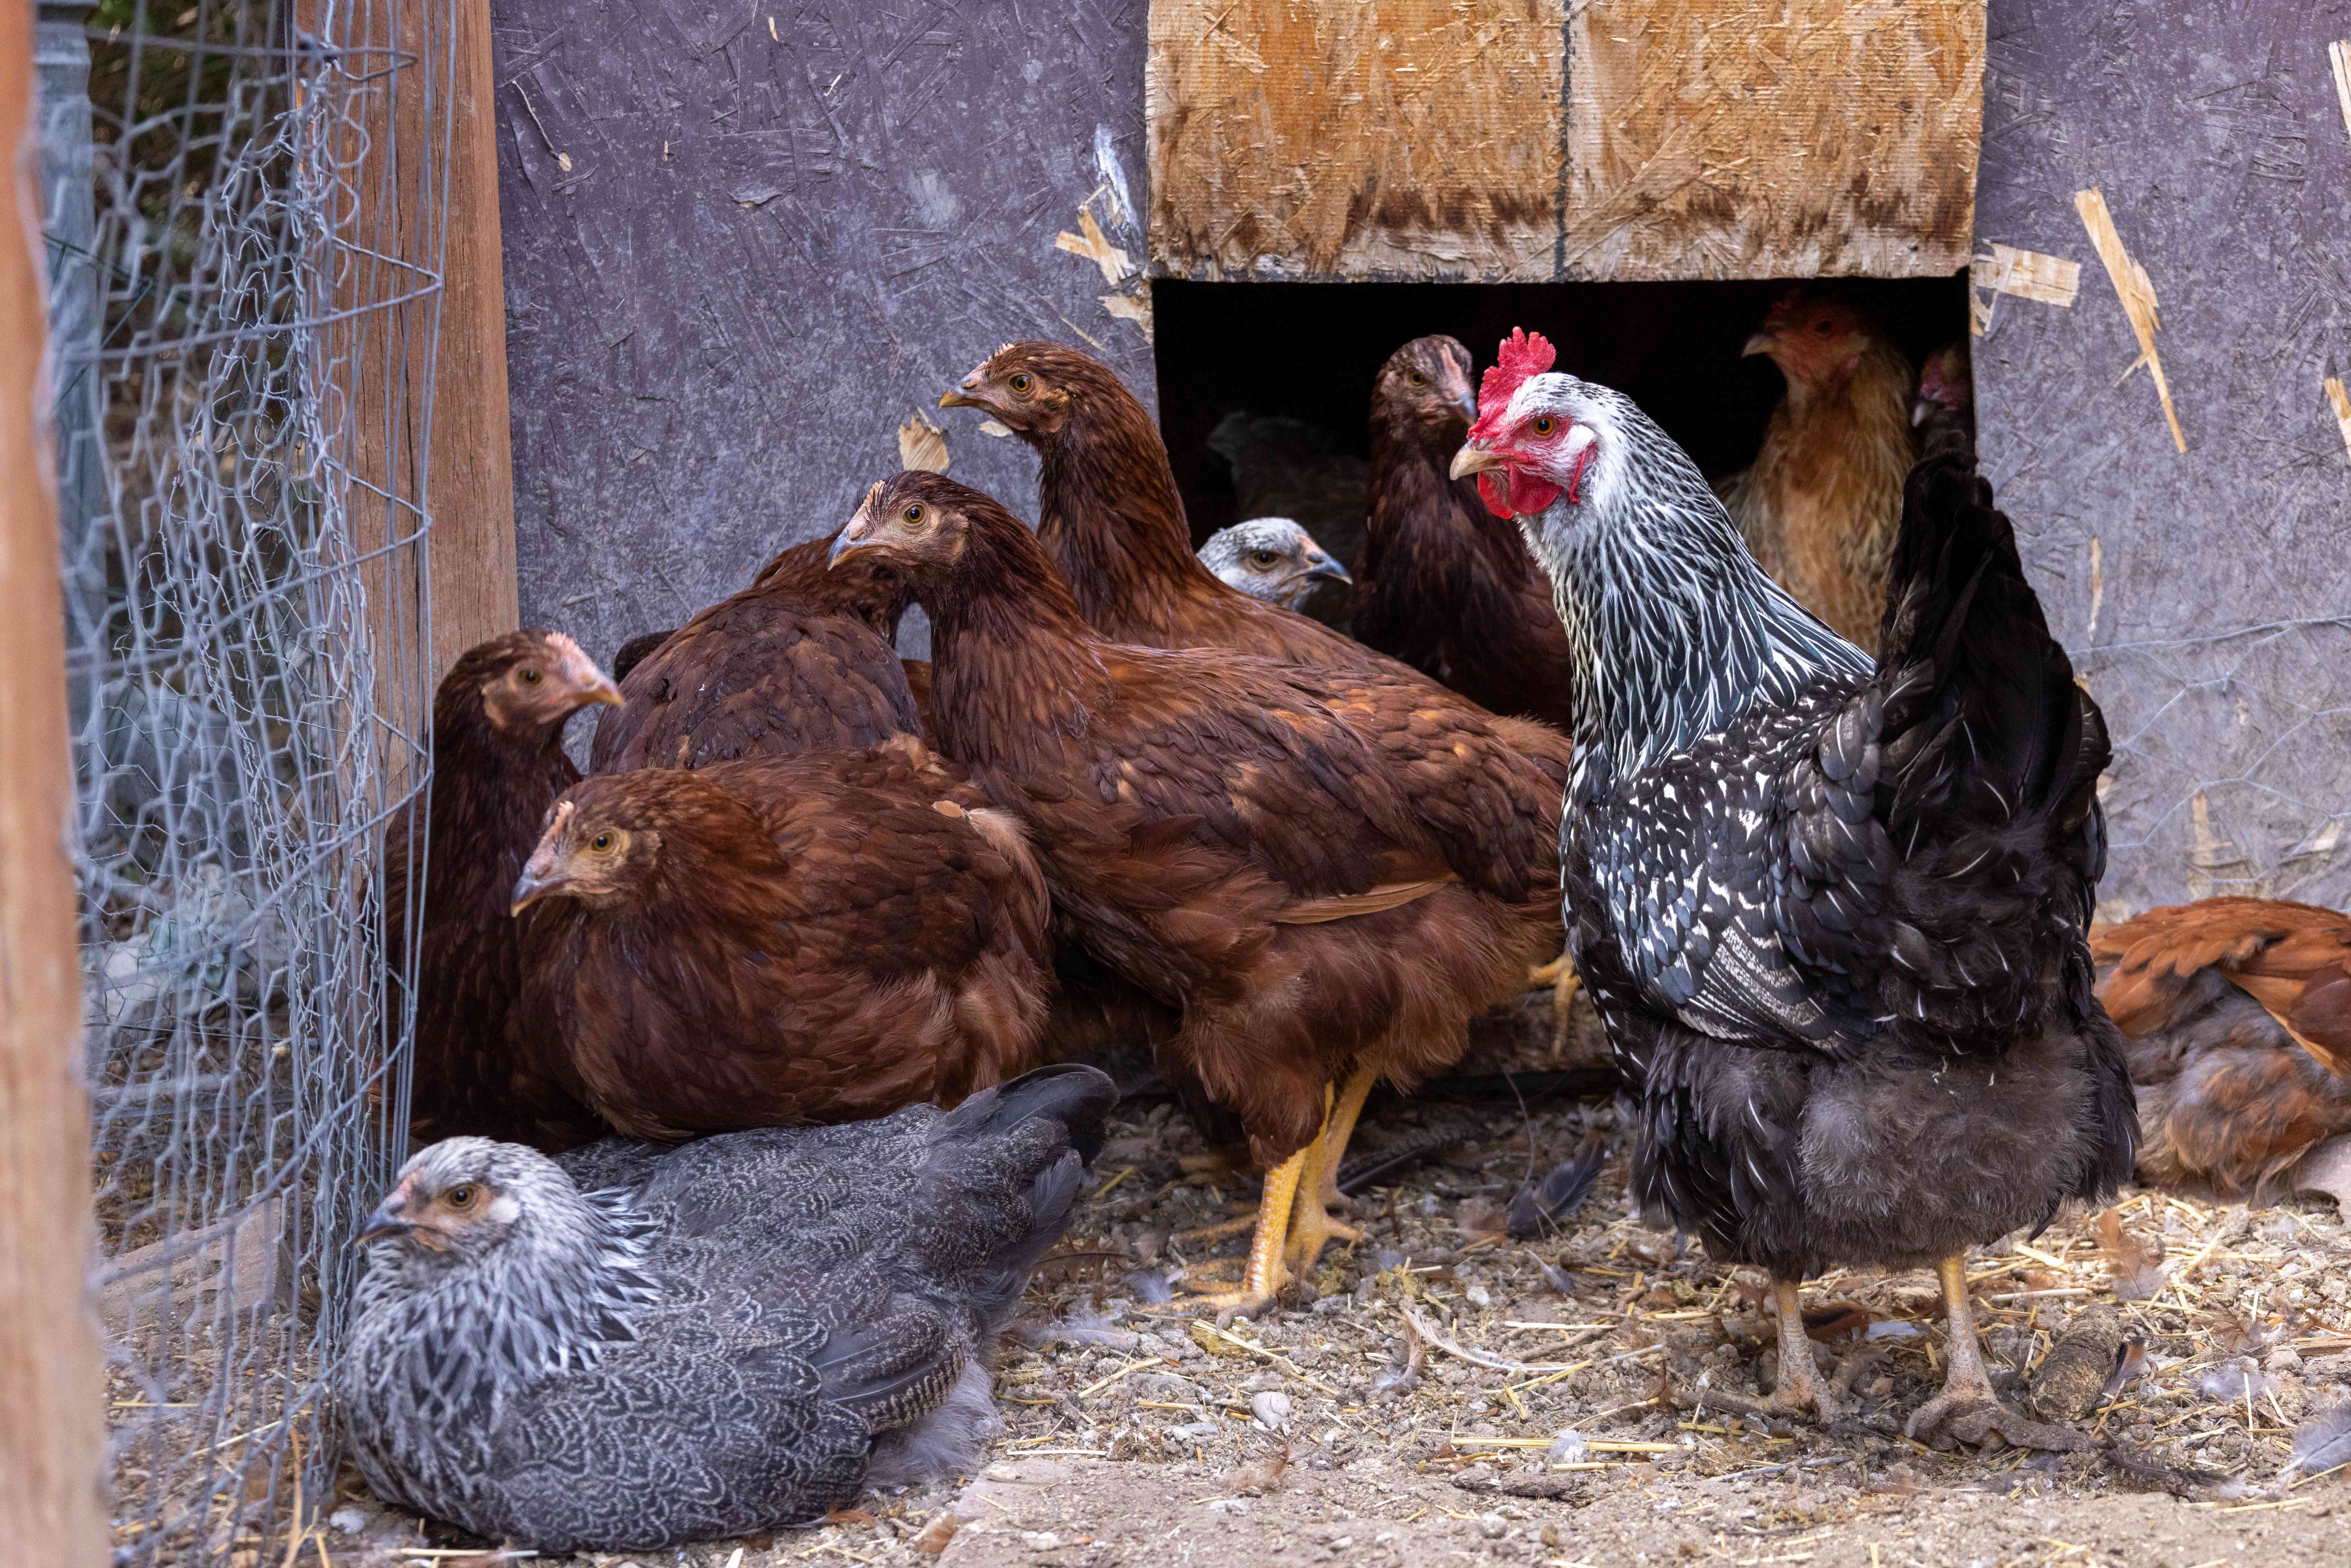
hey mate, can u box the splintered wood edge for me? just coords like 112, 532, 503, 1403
2331, 41, 2351, 140
2075, 188, 2187, 455
2325, 376, 2351, 460
1972, 243, 2082, 307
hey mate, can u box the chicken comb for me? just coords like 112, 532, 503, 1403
1469, 328, 1557, 442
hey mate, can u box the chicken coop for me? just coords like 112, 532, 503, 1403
1, 0, 2347, 1561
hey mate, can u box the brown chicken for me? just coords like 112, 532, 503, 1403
1913, 339, 1976, 462
387, 630, 620, 1149
509, 738, 1054, 1141
938, 341, 1423, 680
589, 531, 923, 772
1356, 334, 1578, 732
1717, 288, 1917, 646
831, 471, 1571, 1318
2093, 897, 2351, 1197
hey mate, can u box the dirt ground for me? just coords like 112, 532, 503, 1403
331, 999, 2351, 1568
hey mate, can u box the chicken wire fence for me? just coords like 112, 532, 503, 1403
38, 0, 447, 1560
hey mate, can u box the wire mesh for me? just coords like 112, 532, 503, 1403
41, 0, 448, 1559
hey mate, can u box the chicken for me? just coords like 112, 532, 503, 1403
1356, 333, 1578, 733
1455, 330, 2135, 1443
1196, 516, 1352, 610
509, 739, 1053, 1140
1205, 410, 1372, 594
342, 1064, 1114, 1550
609, 628, 672, 684
590, 531, 921, 772
938, 341, 1422, 680
387, 631, 619, 1149
1716, 289, 1917, 646
829, 471, 1570, 1319
1913, 339, 1977, 463
2092, 897, 2351, 1197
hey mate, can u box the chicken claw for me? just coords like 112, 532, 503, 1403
1149, 1144, 1308, 1328
1529, 952, 1582, 1056
1762, 1277, 1845, 1422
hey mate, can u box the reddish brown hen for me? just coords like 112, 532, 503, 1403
938, 340, 1428, 680
387, 631, 620, 1149
1356, 334, 1578, 732
1717, 288, 1916, 646
590, 530, 924, 772
510, 739, 1053, 1141
2094, 897, 2351, 1197
831, 471, 1571, 1318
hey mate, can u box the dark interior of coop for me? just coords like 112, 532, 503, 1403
1153, 273, 1974, 616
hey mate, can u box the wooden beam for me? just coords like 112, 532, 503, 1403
428, 0, 517, 682
0, 0, 107, 1555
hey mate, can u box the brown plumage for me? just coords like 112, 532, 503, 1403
938, 340, 1434, 681
589, 531, 921, 772
2093, 897, 2351, 1197
511, 738, 1053, 1142
830, 471, 1571, 1316
388, 631, 620, 1150
1355, 334, 1578, 730
1717, 288, 1917, 646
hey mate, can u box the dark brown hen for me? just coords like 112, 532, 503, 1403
387, 631, 620, 1149
830, 471, 1569, 1318
510, 739, 1052, 1141
590, 531, 922, 772
2093, 897, 2351, 1197
1356, 334, 1579, 732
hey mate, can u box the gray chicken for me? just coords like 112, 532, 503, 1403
341, 1064, 1115, 1550
1195, 516, 1352, 611
1454, 329, 2135, 1443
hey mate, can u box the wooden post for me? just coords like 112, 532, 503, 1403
428, 0, 518, 681
0, 0, 107, 1556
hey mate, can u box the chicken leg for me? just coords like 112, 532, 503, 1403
1529, 951, 1582, 1055
1286, 1092, 1364, 1273
1763, 1277, 1843, 1421
1905, 1254, 2006, 1441
1312, 1066, 1378, 1211
1157, 1142, 1309, 1325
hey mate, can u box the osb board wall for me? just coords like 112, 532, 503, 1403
1146, 0, 1565, 280
1971, 0, 2351, 915
488, 0, 1155, 672
1146, 0, 1984, 282
1565, 0, 1984, 279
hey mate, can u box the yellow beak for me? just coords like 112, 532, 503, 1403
1449, 444, 1507, 481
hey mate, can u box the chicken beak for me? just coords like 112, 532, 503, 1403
1449, 443, 1507, 482
356, 1178, 416, 1246
826, 522, 873, 570
1450, 393, 1479, 427
1910, 397, 1933, 428
1741, 330, 1775, 358
938, 384, 992, 413
1306, 555, 1352, 587
580, 674, 623, 708
508, 868, 558, 917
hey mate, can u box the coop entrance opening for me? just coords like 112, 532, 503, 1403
1151, 275, 1973, 611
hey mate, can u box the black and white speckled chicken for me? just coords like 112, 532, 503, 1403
1453, 330, 2136, 1442
341, 1063, 1114, 1551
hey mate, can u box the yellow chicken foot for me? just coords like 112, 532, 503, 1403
1287, 1101, 1364, 1273
1762, 1277, 1844, 1422
1906, 1254, 2008, 1442
1151, 1144, 1309, 1327
1529, 951, 1582, 1055
1168, 1213, 1260, 1246
1313, 1067, 1378, 1212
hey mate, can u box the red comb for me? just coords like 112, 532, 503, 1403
1468, 329, 1556, 442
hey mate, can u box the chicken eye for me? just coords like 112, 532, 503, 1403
446, 1185, 478, 1208
1008, 373, 1033, 394
1530, 416, 1557, 437
1408, 371, 1427, 386
520, 668, 543, 685
1249, 549, 1280, 568
590, 832, 614, 852
1812, 319, 1836, 338
902, 503, 925, 526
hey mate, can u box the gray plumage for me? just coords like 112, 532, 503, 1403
1195, 516, 1352, 610
341, 1064, 1115, 1550
1480, 366, 2133, 1281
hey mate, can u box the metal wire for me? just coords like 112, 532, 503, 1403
43, 1, 445, 1560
